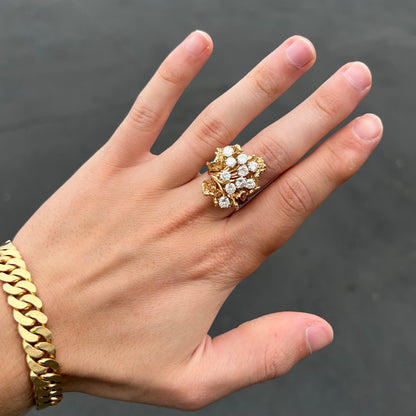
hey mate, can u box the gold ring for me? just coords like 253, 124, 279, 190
202, 144, 266, 209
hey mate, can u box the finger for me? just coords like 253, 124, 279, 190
232, 113, 383, 258
160, 35, 316, 187
101, 30, 213, 168
244, 61, 372, 186
188, 61, 372, 220
179, 312, 333, 409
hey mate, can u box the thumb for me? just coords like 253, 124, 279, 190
183, 312, 333, 409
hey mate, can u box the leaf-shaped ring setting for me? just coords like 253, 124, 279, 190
202, 144, 266, 209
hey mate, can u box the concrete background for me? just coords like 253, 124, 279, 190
0, 0, 415, 415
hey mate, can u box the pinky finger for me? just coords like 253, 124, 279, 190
233, 113, 383, 257
101, 30, 213, 169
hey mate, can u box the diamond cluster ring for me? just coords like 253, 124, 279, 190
202, 144, 266, 209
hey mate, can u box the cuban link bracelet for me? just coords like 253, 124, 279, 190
0, 240, 63, 410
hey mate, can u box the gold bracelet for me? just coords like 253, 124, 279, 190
0, 240, 63, 410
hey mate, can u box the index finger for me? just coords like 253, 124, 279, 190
229, 113, 383, 259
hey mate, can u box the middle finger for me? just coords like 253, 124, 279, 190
188, 61, 372, 218
243, 61, 372, 186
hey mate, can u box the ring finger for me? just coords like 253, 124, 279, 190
159, 35, 316, 187
244, 61, 372, 187
191, 61, 372, 217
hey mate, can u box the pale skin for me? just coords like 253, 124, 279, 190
0, 31, 383, 415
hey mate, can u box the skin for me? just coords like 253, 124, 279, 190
0, 31, 382, 415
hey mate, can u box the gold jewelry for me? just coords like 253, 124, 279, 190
202, 144, 266, 209
0, 240, 63, 410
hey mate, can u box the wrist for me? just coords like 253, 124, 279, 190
11, 229, 81, 395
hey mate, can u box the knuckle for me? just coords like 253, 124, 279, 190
262, 340, 286, 381
128, 101, 159, 130
193, 109, 232, 149
276, 173, 314, 216
249, 67, 282, 100
312, 89, 341, 120
324, 141, 360, 183
222, 234, 251, 277
256, 134, 292, 175
170, 382, 210, 411
200, 223, 249, 285
209, 231, 240, 278
157, 61, 187, 86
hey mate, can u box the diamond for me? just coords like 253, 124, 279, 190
236, 177, 246, 188
248, 161, 259, 172
226, 157, 237, 168
237, 165, 249, 177
220, 171, 231, 181
218, 196, 230, 208
225, 182, 236, 194
245, 178, 256, 189
237, 153, 248, 165
223, 146, 234, 157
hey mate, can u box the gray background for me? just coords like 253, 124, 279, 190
0, 0, 415, 415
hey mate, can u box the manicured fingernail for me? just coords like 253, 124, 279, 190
352, 114, 383, 141
306, 324, 333, 354
184, 30, 209, 56
343, 62, 372, 91
286, 37, 315, 68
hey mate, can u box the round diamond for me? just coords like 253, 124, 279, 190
248, 161, 259, 172
220, 171, 231, 182
236, 177, 246, 188
245, 178, 256, 189
225, 182, 236, 195
237, 165, 249, 177
226, 157, 237, 168
223, 146, 234, 157
237, 153, 248, 165
218, 196, 230, 208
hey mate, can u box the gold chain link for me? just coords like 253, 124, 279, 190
0, 240, 63, 410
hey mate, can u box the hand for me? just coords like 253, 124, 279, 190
11, 31, 382, 411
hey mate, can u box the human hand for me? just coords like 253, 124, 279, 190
10, 30, 382, 410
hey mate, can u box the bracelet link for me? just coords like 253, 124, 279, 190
0, 240, 63, 410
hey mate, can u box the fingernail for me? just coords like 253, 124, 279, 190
343, 62, 372, 91
352, 114, 383, 141
184, 30, 209, 56
286, 37, 315, 68
306, 324, 333, 354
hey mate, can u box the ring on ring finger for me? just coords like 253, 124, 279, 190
202, 144, 266, 209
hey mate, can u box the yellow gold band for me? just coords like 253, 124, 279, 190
0, 240, 63, 410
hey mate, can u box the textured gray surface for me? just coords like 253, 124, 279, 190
1, 0, 415, 415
